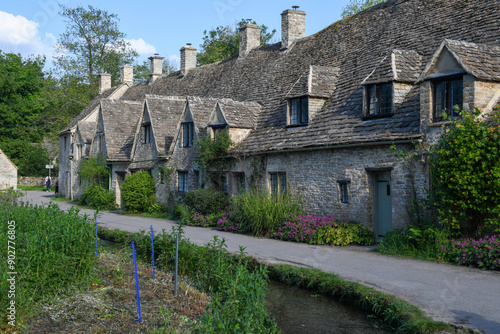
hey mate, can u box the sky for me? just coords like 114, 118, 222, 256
0, 0, 352, 71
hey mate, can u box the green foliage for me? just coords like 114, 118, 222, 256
429, 108, 500, 236
197, 19, 277, 66
0, 52, 47, 143
230, 190, 302, 236
78, 184, 117, 210
121, 171, 156, 213
315, 222, 374, 246
0, 203, 96, 322
341, 0, 386, 18
56, 4, 137, 97
376, 223, 449, 261
79, 155, 110, 187
174, 203, 195, 225
1, 140, 51, 176
268, 265, 449, 333
0, 188, 23, 209
184, 188, 229, 214
195, 130, 233, 186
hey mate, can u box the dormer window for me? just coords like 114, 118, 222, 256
433, 76, 463, 120
365, 83, 393, 117
289, 97, 308, 125
210, 124, 228, 138
143, 122, 152, 144
182, 121, 194, 147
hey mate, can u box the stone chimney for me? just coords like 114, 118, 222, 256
98, 73, 111, 94
120, 64, 133, 85
239, 23, 260, 58
148, 54, 164, 82
281, 7, 306, 50
180, 44, 197, 76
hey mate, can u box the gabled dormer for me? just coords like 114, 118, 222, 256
285, 65, 339, 126
208, 99, 261, 144
362, 50, 422, 120
419, 39, 500, 124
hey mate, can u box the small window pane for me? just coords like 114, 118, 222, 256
340, 183, 349, 203
178, 172, 188, 192
367, 85, 376, 115
300, 97, 309, 123
379, 84, 392, 114
435, 82, 447, 115
450, 80, 463, 116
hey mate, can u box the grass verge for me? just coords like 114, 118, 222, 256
267, 264, 449, 334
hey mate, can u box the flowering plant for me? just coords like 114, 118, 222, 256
439, 235, 500, 270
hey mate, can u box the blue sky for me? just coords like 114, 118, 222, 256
0, 0, 352, 70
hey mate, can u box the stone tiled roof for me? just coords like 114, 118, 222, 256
363, 50, 423, 85
444, 39, 500, 81
216, 99, 260, 128
286, 65, 339, 98
65, 0, 500, 156
76, 122, 95, 144
100, 100, 143, 161
59, 86, 120, 134
144, 96, 186, 155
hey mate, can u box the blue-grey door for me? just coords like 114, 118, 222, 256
374, 174, 392, 242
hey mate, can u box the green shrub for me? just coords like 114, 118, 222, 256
121, 171, 156, 213
184, 188, 228, 214
439, 235, 500, 270
429, 108, 500, 236
316, 222, 374, 246
376, 224, 448, 261
77, 184, 117, 210
230, 190, 302, 236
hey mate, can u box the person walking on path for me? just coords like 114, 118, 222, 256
45, 176, 51, 191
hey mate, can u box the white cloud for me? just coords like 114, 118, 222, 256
125, 38, 156, 55
0, 11, 56, 57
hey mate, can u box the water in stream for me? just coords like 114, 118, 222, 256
266, 280, 392, 334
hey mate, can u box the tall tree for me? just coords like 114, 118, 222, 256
197, 19, 276, 66
55, 5, 137, 98
341, 0, 386, 18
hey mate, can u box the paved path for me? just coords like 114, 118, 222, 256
23, 191, 500, 333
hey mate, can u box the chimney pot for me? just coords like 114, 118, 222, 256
148, 55, 164, 83
239, 23, 260, 58
98, 73, 112, 94
180, 45, 197, 75
281, 8, 306, 50
120, 64, 134, 85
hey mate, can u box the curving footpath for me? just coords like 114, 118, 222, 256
23, 191, 500, 333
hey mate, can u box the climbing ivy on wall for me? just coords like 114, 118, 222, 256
194, 130, 233, 188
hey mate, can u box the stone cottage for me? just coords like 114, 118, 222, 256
59, 0, 500, 241
0, 148, 18, 190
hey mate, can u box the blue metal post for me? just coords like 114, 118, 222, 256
150, 225, 155, 280
95, 218, 98, 257
174, 234, 178, 296
131, 241, 141, 322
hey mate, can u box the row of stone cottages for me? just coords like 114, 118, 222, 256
58, 0, 500, 241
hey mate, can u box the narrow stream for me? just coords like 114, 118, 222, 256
266, 280, 392, 334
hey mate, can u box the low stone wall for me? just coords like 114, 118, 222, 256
18, 176, 59, 187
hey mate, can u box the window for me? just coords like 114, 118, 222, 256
270, 172, 287, 196
194, 170, 200, 189
182, 121, 194, 147
365, 83, 393, 116
178, 171, 188, 192
143, 123, 152, 144
234, 173, 246, 194
289, 97, 308, 125
159, 168, 165, 184
212, 125, 228, 138
433, 77, 463, 120
337, 180, 350, 204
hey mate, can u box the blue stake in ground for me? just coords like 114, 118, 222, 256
131, 241, 142, 322
150, 225, 155, 280
95, 218, 98, 257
